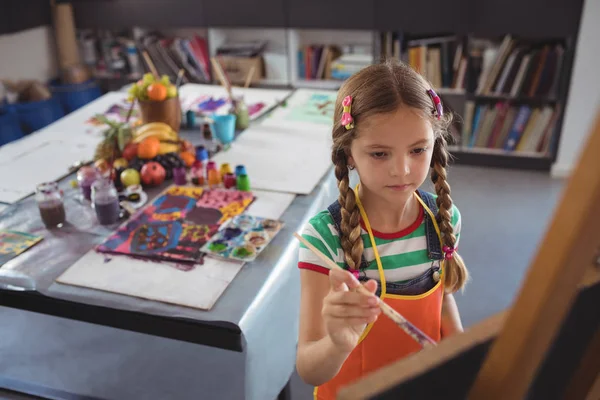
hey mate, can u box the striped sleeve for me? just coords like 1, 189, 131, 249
298, 211, 343, 275
451, 203, 462, 246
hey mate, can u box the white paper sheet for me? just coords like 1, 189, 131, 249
0, 133, 98, 203
0, 92, 135, 203
178, 84, 292, 121
55, 189, 295, 310
211, 123, 332, 195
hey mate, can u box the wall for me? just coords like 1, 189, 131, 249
0, 26, 58, 83
551, 0, 600, 178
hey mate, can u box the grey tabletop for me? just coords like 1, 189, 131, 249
0, 129, 334, 329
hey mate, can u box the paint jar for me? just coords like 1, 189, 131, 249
92, 179, 120, 225
235, 97, 250, 130
207, 169, 221, 188
223, 173, 236, 189
36, 182, 66, 228
220, 162, 233, 178
235, 164, 247, 176
76, 166, 99, 201
236, 174, 250, 191
173, 167, 187, 185
195, 146, 209, 163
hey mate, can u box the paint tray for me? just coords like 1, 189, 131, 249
201, 214, 283, 262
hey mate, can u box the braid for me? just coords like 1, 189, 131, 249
431, 135, 469, 293
333, 148, 363, 271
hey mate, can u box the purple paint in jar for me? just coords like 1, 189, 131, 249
36, 182, 66, 228
173, 167, 187, 185
92, 179, 120, 225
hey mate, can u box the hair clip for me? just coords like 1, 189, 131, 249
426, 89, 443, 120
442, 245, 456, 260
341, 95, 354, 130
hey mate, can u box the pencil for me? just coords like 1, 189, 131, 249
294, 232, 437, 348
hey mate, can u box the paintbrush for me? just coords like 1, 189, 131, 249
294, 232, 437, 348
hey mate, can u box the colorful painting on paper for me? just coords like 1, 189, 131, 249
0, 230, 43, 267
187, 95, 266, 119
85, 100, 141, 127
286, 93, 337, 125
96, 186, 255, 269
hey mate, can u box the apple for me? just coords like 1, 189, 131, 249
140, 162, 166, 186
120, 168, 141, 187
122, 143, 139, 162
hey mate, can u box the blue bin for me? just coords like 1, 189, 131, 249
49, 79, 102, 113
0, 107, 25, 146
7, 97, 64, 134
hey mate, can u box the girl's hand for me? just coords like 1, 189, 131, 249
322, 268, 381, 353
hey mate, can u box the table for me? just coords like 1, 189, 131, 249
0, 127, 338, 400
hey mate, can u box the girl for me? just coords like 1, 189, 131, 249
296, 60, 469, 399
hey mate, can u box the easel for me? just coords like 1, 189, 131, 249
337, 111, 600, 400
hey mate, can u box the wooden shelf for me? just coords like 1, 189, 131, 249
448, 145, 553, 170
294, 79, 343, 90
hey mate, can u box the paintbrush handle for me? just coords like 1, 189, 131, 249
294, 232, 437, 348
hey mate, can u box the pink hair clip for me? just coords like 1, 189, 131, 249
442, 245, 456, 260
340, 95, 354, 130
426, 89, 443, 120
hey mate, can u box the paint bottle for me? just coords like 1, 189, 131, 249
220, 162, 233, 178
206, 161, 221, 188
235, 165, 247, 177
223, 173, 236, 189
236, 174, 250, 191
36, 182, 66, 228
173, 167, 187, 185
235, 97, 250, 130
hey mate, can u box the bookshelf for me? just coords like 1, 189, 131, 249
67, 0, 583, 171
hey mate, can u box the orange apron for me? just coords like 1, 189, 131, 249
314, 189, 445, 400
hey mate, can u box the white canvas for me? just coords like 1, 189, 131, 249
55, 189, 296, 311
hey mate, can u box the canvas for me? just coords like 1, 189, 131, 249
96, 186, 254, 270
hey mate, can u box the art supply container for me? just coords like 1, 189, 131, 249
36, 182, 66, 228
202, 122, 213, 141
186, 109, 196, 129
196, 146, 209, 163
207, 169, 221, 188
220, 162, 233, 178
173, 167, 187, 185
76, 166, 99, 201
212, 114, 236, 145
235, 165, 247, 176
234, 97, 249, 130
236, 174, 250, 191
92, 179, 120, 225
223, 173, 236, 189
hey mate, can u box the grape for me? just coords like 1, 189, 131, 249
143, 73, 155, 84
160, 75, 170, 86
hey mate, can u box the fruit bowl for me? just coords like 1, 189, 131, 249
138, 97, 181, 133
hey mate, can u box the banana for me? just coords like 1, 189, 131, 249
133, 126, 179, 144
158, 142, 181, 155
135, 122, 173, 135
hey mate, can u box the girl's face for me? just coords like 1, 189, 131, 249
348, 106, 434, 203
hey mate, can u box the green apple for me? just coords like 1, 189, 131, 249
120, 168, 141, 187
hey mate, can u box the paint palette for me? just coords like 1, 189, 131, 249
201, 214, 283, 262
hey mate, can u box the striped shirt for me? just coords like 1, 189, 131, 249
298, 194, 461, 283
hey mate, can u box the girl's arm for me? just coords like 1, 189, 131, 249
440, 293, 464, 338
296, 269, 353, 386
